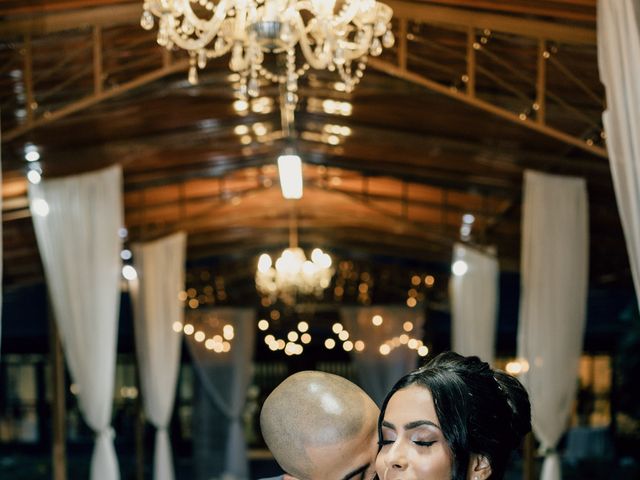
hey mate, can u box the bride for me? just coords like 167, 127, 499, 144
375, 352, 531, 480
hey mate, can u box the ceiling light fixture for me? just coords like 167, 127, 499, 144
277, 153, 303, 199
141, 0, 394, 107
256, 207, 334, 304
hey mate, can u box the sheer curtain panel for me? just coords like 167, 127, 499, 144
187, 308, 256, 479
517, 170, 589, 480
28, 165, 123, 480
340, 306, 425, 405
450, 243, 499, 365
598, 0, 640, 304
130, 232, 187, 480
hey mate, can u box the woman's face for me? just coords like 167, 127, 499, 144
375, 385, 452, 480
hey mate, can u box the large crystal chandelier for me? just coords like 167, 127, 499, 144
140, 0, 394, 102
255, 210, 334, 304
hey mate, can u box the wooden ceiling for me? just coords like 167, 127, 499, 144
0, 0, 630, 303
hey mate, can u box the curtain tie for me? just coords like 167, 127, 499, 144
539, 446, 557, 456
96, 427, 115, 441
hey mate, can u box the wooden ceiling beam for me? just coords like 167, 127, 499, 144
0, 3, 140, 37
368, 56, 606, 157
2, 56, 189, 141
386, 1, 596, 43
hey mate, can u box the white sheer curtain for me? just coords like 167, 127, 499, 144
450, 243, 499, 365
517, 170, 589, 480
340, 306, 425, 406
29, 165, 123, 480
598, 0, 640, 304
130, 232, 186, 480
187, 308, 255, 479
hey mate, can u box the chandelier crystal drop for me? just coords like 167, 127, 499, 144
256, 247, 334, 304
141, 0, 394, 102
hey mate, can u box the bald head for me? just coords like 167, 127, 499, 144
260, 371, 379, 479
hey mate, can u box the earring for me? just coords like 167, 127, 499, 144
474, 476, 479, 480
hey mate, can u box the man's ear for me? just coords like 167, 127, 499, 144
468, 453, 492, 480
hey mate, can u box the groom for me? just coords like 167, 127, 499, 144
259, 370, 379, 480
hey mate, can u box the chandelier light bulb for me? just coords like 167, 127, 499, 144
258, 253, 273, 273
302, 260, 319, 276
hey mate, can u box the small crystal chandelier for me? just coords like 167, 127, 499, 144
140, 0, 394, 103
256, 209, 334, 304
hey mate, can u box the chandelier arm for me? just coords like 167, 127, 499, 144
291, 12, 330, 70
164, 14, 223, 52
332, 0, 362, 27
343, 27, 374, 60
179, 0, 230, 34
205, 40, 234, 58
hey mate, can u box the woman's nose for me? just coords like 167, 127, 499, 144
385, 441, 408, 470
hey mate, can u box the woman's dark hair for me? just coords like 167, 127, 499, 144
378, 352, 531, 480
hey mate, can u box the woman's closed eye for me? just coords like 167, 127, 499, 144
413, 440, 437, 447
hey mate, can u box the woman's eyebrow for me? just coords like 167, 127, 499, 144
381, 420, 440, 431
381, 420, 396, 430
404, 420, 441, 431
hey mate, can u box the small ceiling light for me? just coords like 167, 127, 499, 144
122, 265, 138, 280
223, 324, 235, 340
234, 125, 249, 135
194, 331, 206, 342
278, 154, 303, 199
27, 169, 42, 184
463, 213, 475, 224
452, 260, 468, 276
183, 324, 195, 335
25, 144, 40, 162
31, 198, 50, 217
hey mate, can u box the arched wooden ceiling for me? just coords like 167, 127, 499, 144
0, 0, 631, 301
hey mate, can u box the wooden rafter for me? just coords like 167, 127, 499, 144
370, 1, 606, 157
